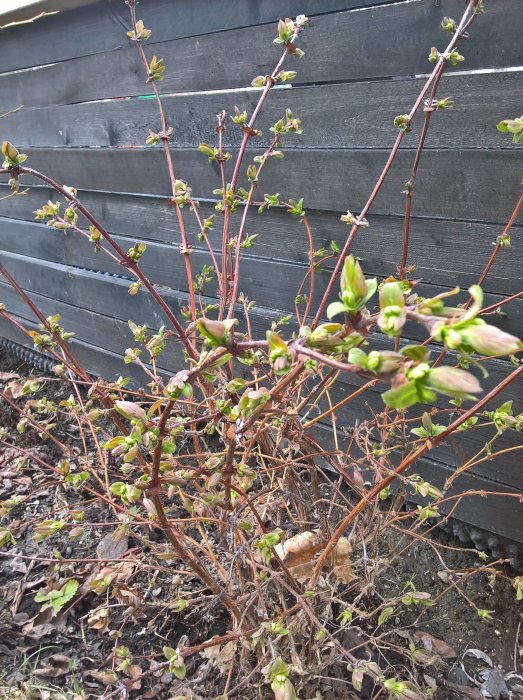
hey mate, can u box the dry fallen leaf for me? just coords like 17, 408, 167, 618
87, 606, 110, 631
113, 584, 142, 608
414, 630, 457, 659
88, 670, 118, 686
4, 380, 25, 398
86, 560, 135, 594
274, 530, 353, 583
0, 371, 20, 381
331, 537, 354, 584
123, 664, 143, 691
34, 654, 71, 678
201, 639, 236, 673
274, 530, 323, 582
21, 608, 67, 640
96, 529, 129, 560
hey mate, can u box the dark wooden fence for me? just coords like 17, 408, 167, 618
0, 0, 521, 543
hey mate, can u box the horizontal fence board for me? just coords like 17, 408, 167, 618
0, 0, 381, 74
0, 218, 520, 340
1, 278, 521, 491
0, 0, 521, 110
1, 188, 520, 298
3, 72, 522, 150
10, 147, 521, 223
0, 250, 518, 405
0, 2, 121, 74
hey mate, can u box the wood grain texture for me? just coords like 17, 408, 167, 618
9, 147, 521, 224
0, 0, 383, 73
0, 0, 520, 110
2, 73, 521, 150
0, 218, 520, 340
0, 250, 518, 404
2, 187, 520, 298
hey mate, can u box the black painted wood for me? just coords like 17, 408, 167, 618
8, 147, 521, 224
2, 188, 520, 298
0, 0, 520, 110
0, 218, 520, 340
0, 0, 387, 74
310, 423, 523, 543
0, 250, 518, 407
2, 73, 521, 150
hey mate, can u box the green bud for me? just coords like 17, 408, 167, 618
342, 255, 368, 299
267, 331, 292, 375
327, 256, 377, 319
368, 350, 404, 375
393, 114, 410, 131
232, 107, 248, 124
235, 388, 270, 421
435, 97, 454, 110
459, 321, 522, 357
441, 16, 457, 32
127, 242, 146, 261
115, 400, 147, 423
145, 130, 161, 145
426, 366, 481, 399
2, 140, 27, 167
378, 282, 406, 336
126, 19, 151, 41
148, 55, 165, 81
447, 50, 465, 66
428, 46, 439, 63
275, 70, 297, 83
496, 116, 523, 144
165, 371, 192, 400
198, 143, 218, 162
196, 317, 237, 347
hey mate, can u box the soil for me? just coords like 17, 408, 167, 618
0, 345, 522, 700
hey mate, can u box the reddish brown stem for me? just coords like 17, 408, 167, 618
128, 4, 196, 318
398, 64, 447, 281
476, 191, 523, 289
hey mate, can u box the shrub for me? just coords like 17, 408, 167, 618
0, 1, 521, 697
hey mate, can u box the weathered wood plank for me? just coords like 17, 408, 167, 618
0, 250, 518, 407
2, 72, 521, 150
0, 2, 121, 74
0, 0, 384, 74
8, 147, 521, 224
1, 282, 520, 491
0, 0, 520, 110
0, 218, 521, 340
2, 188, 520, 297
